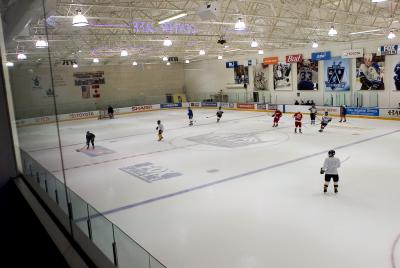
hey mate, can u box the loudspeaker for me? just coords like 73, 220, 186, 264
197, 2, 218, 20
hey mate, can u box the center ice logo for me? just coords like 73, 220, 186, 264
120, 162, 182, 183
325, 61, 346, 90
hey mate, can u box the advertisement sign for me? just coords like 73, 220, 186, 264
69, 111, 96, 119
346, 107, 379, 116
256, 104, 267, 110
380, 108, 400, 118
237, 103, 255, 109
226, 61, 238, 68
297, 59, 318, 90
263, 57, 279, 65
342, 49, 364, 58
285, 105, 312, 113
201, 102, 218, 107
380, 45, 399, 55
268, 104, 278, 110
273, 62, 292, 91
324, 57, 351, 91
286, 54, 303, 63
219, 102, 235, 109
190, 102, 201, 107
160, 103, 182, 108
311, 51, 331, 61
132, 105, 153, 112
316, 106, 340, 115
247, 60, 253, 66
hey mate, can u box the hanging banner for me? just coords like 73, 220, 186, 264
226, 61, 238, 68
356, 53, 385, 90
311, 51, 331, 61
263, 57, 278, 65
385, 54, 400, 91
297, 59, 318, 90
273, 62, 292, 91
342, 48, 364, 59
324, 57, 350, 91
380, 45, 399, 55
253, 63, 269, 90
285, 54, 303, 63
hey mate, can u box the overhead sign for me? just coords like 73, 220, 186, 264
247, 59, 253, 66
380, 44, 399, 55
311, 51, 331, 61
285, 54, 303, 63
342, 48, 364, 58
226, 61, 238, 68
263, 57, 278, 65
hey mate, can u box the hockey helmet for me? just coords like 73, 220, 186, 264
328, 150, 335, 157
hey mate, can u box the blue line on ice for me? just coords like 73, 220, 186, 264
76, 129, 400, 222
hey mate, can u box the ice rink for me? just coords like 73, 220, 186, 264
18, 109, 400, 268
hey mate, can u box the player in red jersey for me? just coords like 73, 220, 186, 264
293, 111, 303, 133
272, 109, 282, 127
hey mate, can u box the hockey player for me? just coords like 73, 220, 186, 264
216, 107, 224, 123
156, 120, 164, 141
308, 104, 317, 125
321, 150, 341, 194
339, 105, 347, 123
297, 59, 318, 90
108, 105, 114, 119
394, 63, 400, 90
86, 131, 95, 149
318, 112, 332, 132
187, 107, 194, 126
271, 109, 282, 127
293, 111, 303, 133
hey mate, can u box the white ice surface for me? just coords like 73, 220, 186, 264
18, 109, 400, 268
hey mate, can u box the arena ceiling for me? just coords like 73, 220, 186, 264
3, 0, 400, 65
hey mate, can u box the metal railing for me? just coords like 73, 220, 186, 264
20, 149, 166, 268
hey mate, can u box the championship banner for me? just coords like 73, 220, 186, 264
311, 51, 331, 61
286, 54, 303, 63
342, 48, 364, 59
324, 57, 350, 91
263, 57, 278, 65
379, 45, 399, 55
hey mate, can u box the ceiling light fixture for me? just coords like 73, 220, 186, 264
163, 37, 172, 47
388, 30, 396, 39
185, 59, 190, 63
166, 62, 171, 66
371, 0, 387, 3
17, 53, 27, 60
258, 50, 264, 55
251, 39, 258, 48
312, 41, 319, 48
72, 63, 78, 68
120, 49, 128, 57
6, 61, 14, 67
158, 13, 187, 24
199, 49, 205, 55
35, 38, 48, 48
349, 29, 381, 35
217, 55, 223, 60
132, 61, 138, 66
72, 11, 89, 27
162, 56, 168, 61
328, 26, 337, 36
93, 58, 99, 63
235, 18, 245, 31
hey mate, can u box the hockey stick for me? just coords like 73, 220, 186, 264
75, 145, 87, 152
206, 114, 216, 118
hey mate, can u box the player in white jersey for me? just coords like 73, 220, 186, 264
308, 105, 317, 125
156, 120, 164, 141
321, 150, 341, 194
318, 112, 332, 132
